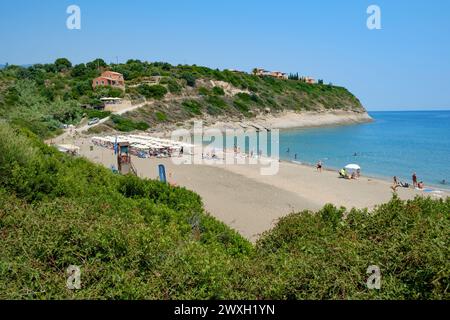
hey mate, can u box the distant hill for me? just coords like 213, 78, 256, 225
0, 59, 368, 137
0, 64, 33, 69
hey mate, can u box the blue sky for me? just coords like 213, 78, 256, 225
0, 0, 449, 111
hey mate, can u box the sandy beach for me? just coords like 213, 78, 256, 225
66, 135, 448, 243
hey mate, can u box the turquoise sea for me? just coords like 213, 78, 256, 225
279, 111, 450, 190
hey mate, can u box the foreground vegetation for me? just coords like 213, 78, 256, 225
0, 59, 365, 137
0, 123, 448, 299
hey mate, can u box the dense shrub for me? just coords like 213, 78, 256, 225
110, 114, 150, 132
155, 111, 168, 122
197, 87, 210, 96
233, 99, 249, 113
205, 96, 227, 109
167, 80, 181, 94
181, 72, 196, 87
182, 100, 202, 115
137, 84, 168, 100
94, 86, 124, 98
243, 196, 450, 299
212, 86, 225, 96
84, 109, 111, 120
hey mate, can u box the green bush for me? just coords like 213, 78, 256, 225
205, 95, 227, 115
197, 87, 210, 96
94, 86, 124, 98
181, 72, 196, 87
212, 86, 225, 96
167, 80, 181, 94
233, 99, 249, 113
205, 96, 227, 109
206, 104, 222, 116
110, 114, 150, 132
155, 111, 168, 122
137, 84, 168, 100
235, 92, 252, 102
85, 109, 111, 119
182, 100, 202, 115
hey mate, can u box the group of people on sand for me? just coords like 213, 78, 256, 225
392, 172, 425, 191
316, 160, 362, 180
338, 167, 360, 180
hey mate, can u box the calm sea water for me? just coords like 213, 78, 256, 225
279, 111, 450, 190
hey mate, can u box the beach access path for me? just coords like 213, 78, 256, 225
72, 137, 447, 242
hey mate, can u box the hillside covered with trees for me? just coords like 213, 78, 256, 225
0, 58, 366, 137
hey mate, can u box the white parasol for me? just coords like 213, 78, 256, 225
345, 164, 361, 170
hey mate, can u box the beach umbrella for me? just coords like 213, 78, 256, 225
345, 164, 361, 170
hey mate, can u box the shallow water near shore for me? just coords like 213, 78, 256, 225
279, 111, 450, 190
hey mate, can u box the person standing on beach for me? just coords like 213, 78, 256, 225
316, 161, 323, 172
391, 176, 400, 192
393, 176, 399, 186
412, 172, 418, 188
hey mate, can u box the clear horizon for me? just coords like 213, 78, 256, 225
1, 0, 449, 111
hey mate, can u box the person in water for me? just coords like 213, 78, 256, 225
417, 181, 425, 189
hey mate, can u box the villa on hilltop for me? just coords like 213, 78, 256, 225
92, 71, 125, 90
253, 68, 288, 79
304, 76, 316, 84
253, 68, 318, 84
